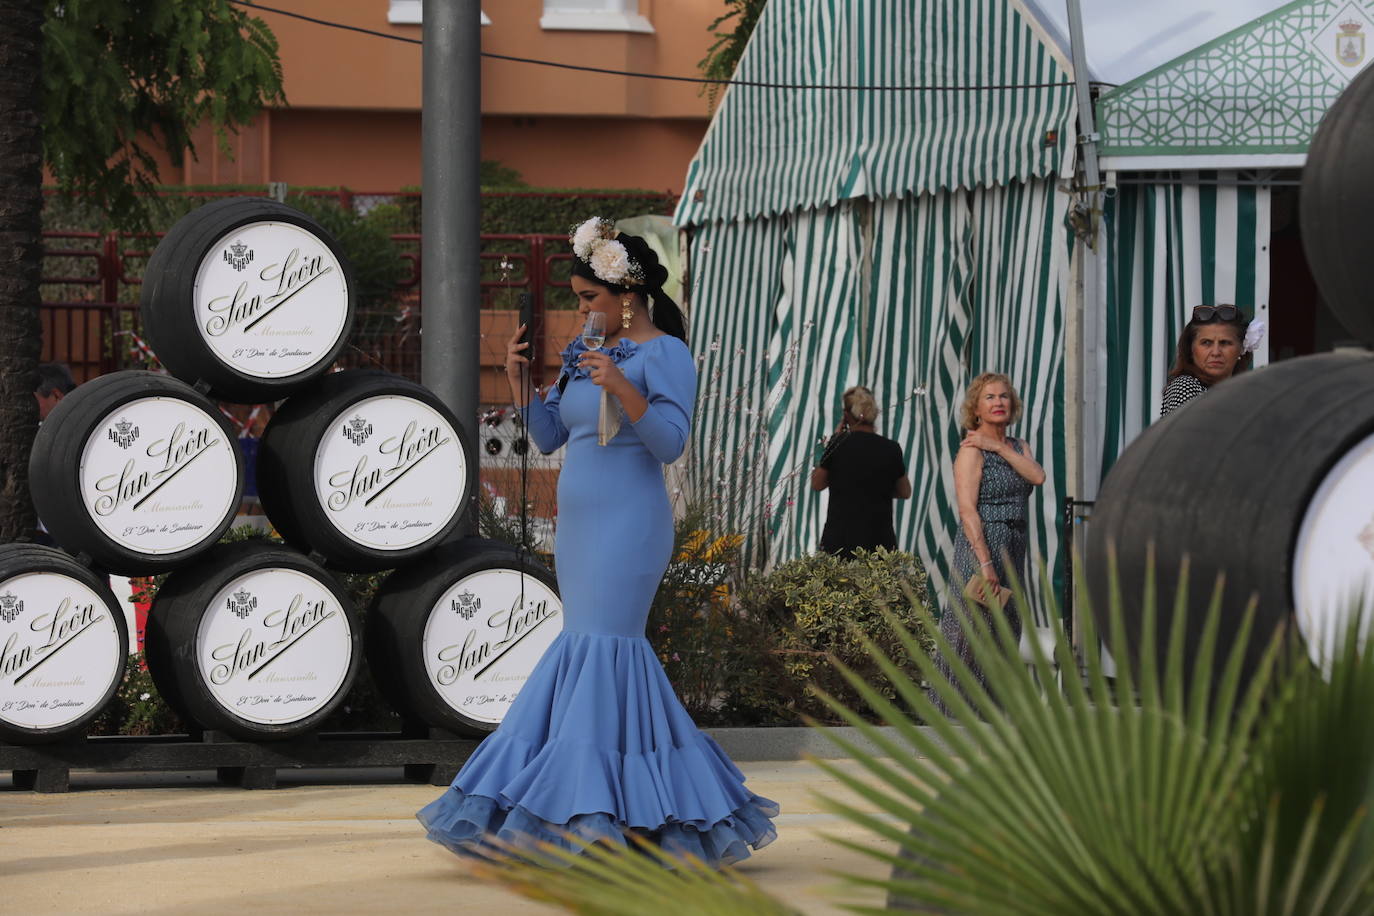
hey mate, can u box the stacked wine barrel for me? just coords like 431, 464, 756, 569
8, 198, 563, 745
1088, 65, 1374, 679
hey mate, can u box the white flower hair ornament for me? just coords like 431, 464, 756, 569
1243, 318, 1267, 354
569, 216, 646, 288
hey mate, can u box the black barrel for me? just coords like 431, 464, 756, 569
29, 370, 245, 575
144, 540, 361, 741
1302, 63, 1374, 345
366, 537, 562, 736
140, 197, 357, 404
256, 369, 477, 572
1087, 351, 1374, 678
0, 544, 128, 744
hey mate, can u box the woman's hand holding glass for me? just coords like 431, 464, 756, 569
577, 312, 630, 397
577, 349, 630, 396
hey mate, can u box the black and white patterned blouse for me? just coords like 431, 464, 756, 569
1160, 374, 1207, 416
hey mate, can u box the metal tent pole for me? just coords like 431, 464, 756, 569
1066, 0, 1105, 501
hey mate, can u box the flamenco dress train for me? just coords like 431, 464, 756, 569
417, 335, 779, 866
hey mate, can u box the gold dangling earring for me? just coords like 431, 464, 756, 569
621, 298, 634, 329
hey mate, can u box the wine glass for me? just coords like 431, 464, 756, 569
581, 311, 607, 351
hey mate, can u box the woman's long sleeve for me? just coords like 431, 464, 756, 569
631, 338, 697, 465
520, 378, 569, 453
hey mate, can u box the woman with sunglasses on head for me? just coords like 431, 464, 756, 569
1160, 304, 1265, 416
417, 218, 778, 868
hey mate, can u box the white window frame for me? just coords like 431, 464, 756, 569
540, 0, 653, 34
388, 1, 490, 26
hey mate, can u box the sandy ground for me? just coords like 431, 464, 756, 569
0, 759, 896, 915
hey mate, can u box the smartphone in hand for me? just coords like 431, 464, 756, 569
517, 292, 536, 353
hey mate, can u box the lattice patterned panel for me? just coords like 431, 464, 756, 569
1098, 0, 1374, 155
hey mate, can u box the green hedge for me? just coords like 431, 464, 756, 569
42, 185, 678, 238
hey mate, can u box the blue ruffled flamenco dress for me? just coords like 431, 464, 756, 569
417, 334, 779, 866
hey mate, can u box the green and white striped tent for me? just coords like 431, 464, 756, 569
674, 0, 1078, 625
1091, 0, 1374, 471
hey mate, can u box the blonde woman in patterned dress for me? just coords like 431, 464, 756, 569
935, 372, 1045, 713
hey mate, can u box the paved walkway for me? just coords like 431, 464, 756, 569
1, 760, 895, 915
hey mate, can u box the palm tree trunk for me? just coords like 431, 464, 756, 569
0, 0, 45, 541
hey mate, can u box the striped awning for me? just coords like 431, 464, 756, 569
674, 0, 1077, 226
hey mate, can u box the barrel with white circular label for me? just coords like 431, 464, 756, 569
143, 540, 360, 740
0, 544, 128, 744
1292, 428, 1374, 669
29, 371, 245, 575
140, 197, 356, 404
366, 538, 563, 736
257, 370, 476, 571
1087, 351, 1374, 682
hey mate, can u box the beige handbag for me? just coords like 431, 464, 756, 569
962, 573, 1013, 611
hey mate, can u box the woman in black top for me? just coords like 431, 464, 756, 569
810, 385, 911, 557
1160, 304, 1260, 416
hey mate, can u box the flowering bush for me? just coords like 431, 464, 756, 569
647, 506, 800, 726
90, 652, 185, 736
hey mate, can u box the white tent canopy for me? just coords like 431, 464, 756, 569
1032, 0, 1291, 85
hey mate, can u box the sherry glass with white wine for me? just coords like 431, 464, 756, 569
581, 311, 607, 351
580, 312, 619, 445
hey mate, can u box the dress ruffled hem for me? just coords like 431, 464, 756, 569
415, 630, 779, 868
417, 788, 779, 868
451, 727, 762, 831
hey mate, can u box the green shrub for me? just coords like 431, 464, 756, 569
738, 548, 935, 723
479, 190, 676, 236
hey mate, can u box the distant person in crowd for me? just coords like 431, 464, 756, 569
934, 372, 1045, 714
34, 362, 76, 421
811, 385, 911, 557
1160, 305, 1264, 416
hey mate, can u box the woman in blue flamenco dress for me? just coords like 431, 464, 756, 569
417, 218, 778, 866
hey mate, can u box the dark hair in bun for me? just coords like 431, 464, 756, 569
569, 232, 687, 342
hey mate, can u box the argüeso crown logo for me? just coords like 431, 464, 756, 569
223, 239, 255, 272
108, 417, 139, 449
452, 591, 480, 620
343, 415, 373, 447
0, 592, 23, 623
228, 587, 258, 620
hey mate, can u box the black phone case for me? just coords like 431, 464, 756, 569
518, 292, 536, 350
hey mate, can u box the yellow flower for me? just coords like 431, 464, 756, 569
701, 533, 743, 561
676, 529, 710, 561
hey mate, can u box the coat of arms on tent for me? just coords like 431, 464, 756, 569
228, 588, 258, 619
1338, 19, 1366, 66
451, 591, 480, 620
0, 593, 22, 623
223, 240, 254, 272
108, 417, 139, 449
